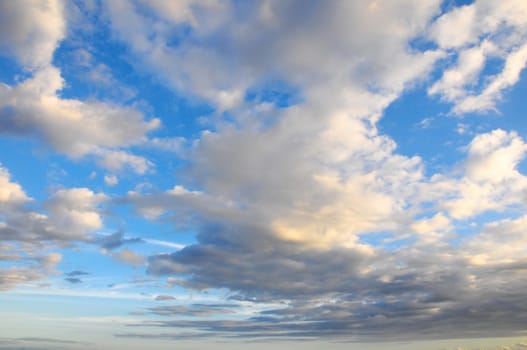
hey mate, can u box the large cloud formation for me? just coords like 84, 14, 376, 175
2, 0, 527, 344
110, 0, 527, 342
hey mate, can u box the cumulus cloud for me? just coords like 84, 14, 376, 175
0, 2, 159, 174
0, 253, 61, 291
0, 164, 106, 290
107, 0, 527, 341
0, 0, 65, 69
104, 0, 443, 113
109, 248, 146, 267
428, 0, 527, 114
3, 0, 527, 344
0, 66, 159, 168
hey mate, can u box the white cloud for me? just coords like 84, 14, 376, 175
104, 175, 118, 186
465, 129, 527, 183
0, 164, 30, 206
0, 0, 65, 69
44, 188, 107, 239
104, 0, 443, 113
463, 214, 527, 266
0, 253, 62, 291
427, 129, 527, 220
0, 66, 160, 159
109, 248, 146, 267
428, 0, 527, 114
95, 149, 153, 174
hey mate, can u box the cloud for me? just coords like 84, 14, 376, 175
0, 3, 159, 174
126, 125, 527, 339
95, 149, 153, 174
428, 0, 527, 114
64, 277, 83, 284
64, 270, 89, 277
96, 230, 143, 250
104, 175, 118, 186
0, 253, 61, 291
0, 165, 30, 207
0, 0, 65, 69
0, 164, 105, 290
104, 0, 443, 112
109, 248, 146, 267
0, 66, 160, 167
3, 0, 527, 344
147, 303, 238, 317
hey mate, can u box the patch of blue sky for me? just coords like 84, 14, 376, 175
379, 89, 467, 176
0, 137, 54, 202
407, 36, 439, 54
440, 0, 475, 13
0, 55, 27, 84
359, 232, 414, 252
245, 79, 303, 109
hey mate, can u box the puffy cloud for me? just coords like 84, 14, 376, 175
44, 188, 106, 239
433, 129, 527, 220
465, 129, 527, 183
0, 66, 159, 163
428, 0, 527, 114
0, 0, 65, 69
109, 248, 146, 267
0, 165, 30, 207
104, 0, 443, 112
95, 149, 153, 174
0, 253, 61, 291
104, 175, 118, 186
0, 2, 159, 174
0, 164, 106, 289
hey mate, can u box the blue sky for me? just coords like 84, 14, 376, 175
2, 1, 527, 349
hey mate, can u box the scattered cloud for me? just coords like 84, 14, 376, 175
109, 248, 146, 267
64, 277, 83, 284
104, 175, 119, 186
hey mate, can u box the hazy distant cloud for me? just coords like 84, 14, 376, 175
0, 253, 61, 291
104, 175, 118, 186
64, 277, 83, 284
109, 248, 146, 267
64, 270, 89, 277
147, 303, 238, 317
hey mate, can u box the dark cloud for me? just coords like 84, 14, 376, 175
141, 218, 527, 341
96, 230, 143, 250
64, 270, 89, 277
0, 336, 90, 350
64, 277, 83, 284
154, 295, 176, 301
147, 303, 239, 317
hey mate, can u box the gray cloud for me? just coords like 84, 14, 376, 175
111, 0, 527, 342
96, 230, 143, 250
64, 277, 83, 284
147, 303, 239, 317
64, 270, 89, 277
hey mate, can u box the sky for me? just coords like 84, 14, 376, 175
1, 0, 527, 349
